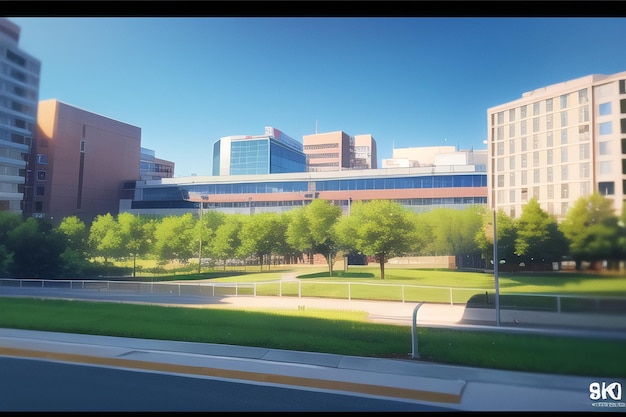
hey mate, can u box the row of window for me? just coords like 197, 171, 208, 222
494, 88, 591, 125
133, 197, 487, 210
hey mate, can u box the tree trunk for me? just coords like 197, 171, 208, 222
379, 253, 385, 279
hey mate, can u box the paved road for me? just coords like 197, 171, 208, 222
1, 284, 625, 411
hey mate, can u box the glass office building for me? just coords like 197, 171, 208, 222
212, 126, 306, 176
125, 163, 487, 216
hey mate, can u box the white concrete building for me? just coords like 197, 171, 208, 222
487, 71, 626, 219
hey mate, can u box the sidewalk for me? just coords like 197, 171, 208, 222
0, 327, 617, 411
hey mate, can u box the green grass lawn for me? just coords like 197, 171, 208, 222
4, 265, 624, 378
0, 296, 624, 378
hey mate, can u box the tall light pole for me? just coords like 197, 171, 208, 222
198, 195, 208, 274
493, 209, 501, 326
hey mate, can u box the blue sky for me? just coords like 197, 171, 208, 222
7, 17, 626, 177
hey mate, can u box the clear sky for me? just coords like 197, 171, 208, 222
7, 16, 626, 177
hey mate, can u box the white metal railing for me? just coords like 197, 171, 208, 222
0, 278, 625, 312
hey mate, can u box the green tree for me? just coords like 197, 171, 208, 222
476, 209, 519, 269
239, 212, 284, 270
57, 216, 90, 277
213, 214, 244, 270
88, 213, 122, 262
117, 213, 154, 277
287, 199, 342, 276
6, 218, 66, 278
559, 193, 619, 270
194, 210, 225, 273
0, 212, 22, 276
335, 200, 414, 280
514, 198, 568, 270
153, 214, 196, 265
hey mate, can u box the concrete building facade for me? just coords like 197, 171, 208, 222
303, 131, 377, 172
487, 71, 626, 219
29, 99, 141, 225
0, 18, 40, 215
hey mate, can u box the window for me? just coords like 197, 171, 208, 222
509, 108, 516, 122
579, 143, 590, 159
521, 106, 527, 118
581, 181, 590, 196
509, 156, 515, 170
522, 187, 529, 202
509, 190, 516, 203
497, 142, 504, 156
599, 181, 614, 195
599, 122, 612, 135
599, 102, 612, 116
36, 154, 47, 165
561, 129, 568, 144
533, 102, 541, 115
509, 139, 515, 153
546, 114, 553, 130
35, 201, 43, 212
497, 158, 504, 171
509, 124, 515, 138
599, 161, 612, 175
521, 170, 527, 185
560, 94, 568, 109
533, 151, 540, 166
561, 183, 569, 198
562, 165, 568, 181
578, 88, 588, 104
36, 186, 44, 196
547, 184, 554, 199
533, 135, 539, 149
547, 149, 553, 164
599, 141, 611, 155
547, 167, 553, 182
560, 111, 568, 127
580, 162, 590, 178
37, 170, 46, 181
497, 175, 504, 187
533, 169, 540, 184
80, 140, 85, 153
547, 132, 553, 147
521, 154, 527, 168
621, 99, 626, 114
509, 172, 515, 186
521, 137, 527, 151
579, 125, 590, 141
533, 186, 540, 199
561, 148, 568, 163
497, 111, 504, 124
579, 106, 589, 123
533, 117, 540, 132
521, 120, 527, 135
546, 98, 553, 112
496, 126, 504, 140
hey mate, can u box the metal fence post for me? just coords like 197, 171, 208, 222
411, 302, 424, 359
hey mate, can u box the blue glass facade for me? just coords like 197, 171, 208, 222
230, 139, 270, 175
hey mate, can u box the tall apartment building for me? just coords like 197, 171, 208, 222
212, 126, 306, 176
303, 131, 377, 172
487, 71, 626, 220
0, 18, 40, 215
29, 99, 142, 225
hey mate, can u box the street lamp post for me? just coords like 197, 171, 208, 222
197, 195, 209, 274
493, 209, 501, 326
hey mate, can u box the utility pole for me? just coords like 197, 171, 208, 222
493, 209, 501, 326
